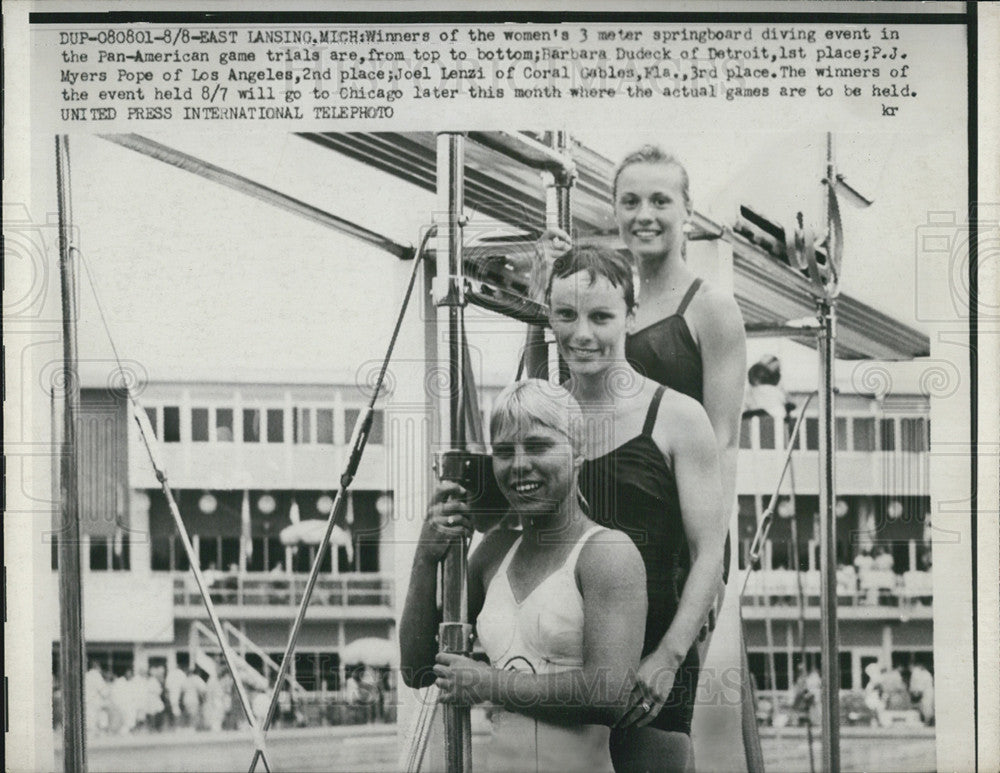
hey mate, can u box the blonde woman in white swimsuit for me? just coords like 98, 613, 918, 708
400, 379, 647, 773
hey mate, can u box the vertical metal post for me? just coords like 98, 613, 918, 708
434, 132, 472, 773
543, 130, 574, 384
55, 134, 87, 773
817, 294, 840, 772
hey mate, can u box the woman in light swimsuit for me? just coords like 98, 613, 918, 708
400, 379, 647, 773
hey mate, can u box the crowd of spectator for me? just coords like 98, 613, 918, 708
58, 659, 395, 737
80, 660, 242, 737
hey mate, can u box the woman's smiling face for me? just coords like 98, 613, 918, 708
548, 270, 634, 377
614, 161, 690, 262
491, 418, 576, 517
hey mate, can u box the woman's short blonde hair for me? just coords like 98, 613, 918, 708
489, 379, 584, 456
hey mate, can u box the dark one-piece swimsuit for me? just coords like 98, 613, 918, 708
625, 277, 733, 582
578, 385, 699, 736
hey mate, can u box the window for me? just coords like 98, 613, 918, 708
853, 418, 876, 452
344, 409, 384, 444
266, 409, 284, 443
739, 418, 753, 450
144, 407, 158, 438
758, 415, 776, 450
82, 648, 135, 679
163, 406, 181, 443
51, 535, 59, 570
901, 417, 928, 453
294, 408, 312, 444
200, 536, 219, 569
247, 538, 266, 572
805, 417, 819, 451
191, 408, 209, 442
295, 653, 319, 691
112, 536, 130, 570
246, 538, 284, 573
879, 418, 895, 451
316, 409, 335, 444
88, 536, 130, 571
175, 537, 190, 571
319, 652, 341, 691
243, 409, 261, 443
151, 536, 172, 571
90, 537, 109, 571
216, 409, 234, 442
220, 537, 241, 570
835, 417, 848, 451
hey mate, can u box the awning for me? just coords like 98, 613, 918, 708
340, 637, 398, 668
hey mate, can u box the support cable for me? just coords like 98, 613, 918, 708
77, 220, 436, 773
741, 394, 816, 595
248, 223, 438, 773
75, 247, 274, 773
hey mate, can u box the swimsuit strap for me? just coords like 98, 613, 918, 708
675, 277, 703, 316
562, 525, 606, 571
641, 385, 668, 437
493, 535, 523, 584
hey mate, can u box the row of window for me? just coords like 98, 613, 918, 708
51, 536, 131, 572
151, 535, 363, 574
741, 414, 930, 453
50, 535, 374, 574
143, 405, 385, 446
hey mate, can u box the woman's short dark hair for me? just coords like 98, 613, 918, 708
545, 243, 637, 312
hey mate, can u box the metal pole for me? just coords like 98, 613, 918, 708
545, 131, 574, 384
817, 132, 842, 773
817, 296, 840, 772
55, 134, 87, 773
434, 132, 472, 773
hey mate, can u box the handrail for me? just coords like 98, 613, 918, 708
190, 620, 308, 695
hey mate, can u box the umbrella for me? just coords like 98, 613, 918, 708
279, 520, 353, 561
340, 637, 398, 668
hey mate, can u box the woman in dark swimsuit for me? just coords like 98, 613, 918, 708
542, 146, 746, 552
546, 245, 728, 773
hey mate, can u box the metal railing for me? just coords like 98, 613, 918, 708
173, 573, 393, 608
741, 569, 933, 608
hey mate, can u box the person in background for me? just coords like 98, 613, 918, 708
84, 660, 109, 737
164, 662, 186, 729
181, 668, 205, 729
908, 663, 935, 725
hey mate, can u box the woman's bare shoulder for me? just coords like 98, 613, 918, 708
577, 527, 645, 586
686, 280, 745, 341
469, 526, 520, 579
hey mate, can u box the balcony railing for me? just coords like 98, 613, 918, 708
741, 569, 933, 609
173, 573, 393, 608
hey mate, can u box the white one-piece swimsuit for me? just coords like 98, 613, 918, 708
475, 526, 615, 773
